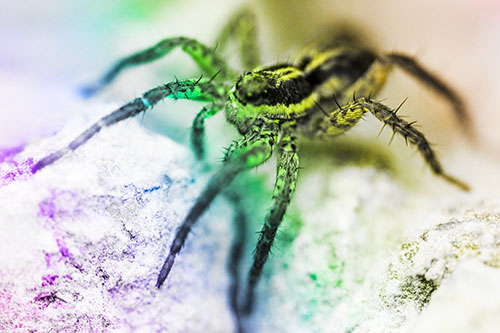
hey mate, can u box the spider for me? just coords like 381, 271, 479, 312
30, 7, 471, 317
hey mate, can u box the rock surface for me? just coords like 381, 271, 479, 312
0, 114, 236, 332
2, 110, 500, 332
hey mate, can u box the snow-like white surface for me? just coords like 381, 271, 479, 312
0, 112, 236, 332
1, 83, 500, 333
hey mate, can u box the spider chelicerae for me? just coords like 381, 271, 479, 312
31, 7, 471, 317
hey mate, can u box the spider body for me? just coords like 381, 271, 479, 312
227, 44, 391, 140
30, 7, 471, 323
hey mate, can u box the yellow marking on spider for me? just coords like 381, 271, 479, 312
229, 88, 319, 120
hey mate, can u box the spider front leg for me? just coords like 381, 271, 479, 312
243, 128, 300, 313
339, 97, 470, 191
191, 102, 225, 160
156, 118, 279, 288
81, 37, 234, 97
32, 79, 223, 172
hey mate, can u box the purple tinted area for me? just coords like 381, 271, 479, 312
44, 253, 52, 268
0, 144, 25, 163
36, 190, 81, 303
38, 197, 56, 220
0, 157, 34, 186
41, 274, 59, 287
38, 190, 87, 279
56, 238, 74, 259
22, 181, 164, 329
37, 189, 80, 222
33, 291, 66, 309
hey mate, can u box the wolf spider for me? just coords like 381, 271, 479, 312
31, 7, 471, 322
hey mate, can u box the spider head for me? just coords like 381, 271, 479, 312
233, 65, 312, 107
226, 65, 314, 134
234, 71, 277, 106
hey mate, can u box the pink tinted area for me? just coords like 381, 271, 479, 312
478, 0, 500, 11
0, 144, 34, 186
0, 286, 47, 329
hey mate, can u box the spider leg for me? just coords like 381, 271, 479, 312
191, 102, 225, 160
338, 97, 470, 191
223, 188, 248, 333
32, 80, 222, 173
81, 37, 235, 97
243, 128, 300, 313
156, 118, 279, 288
216, 7, 261, 70
384, 53, 473, 137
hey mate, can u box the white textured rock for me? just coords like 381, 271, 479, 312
403, 259, 500, 333
245, 147, 500, 333
0, 108, 236, 332
2, 95, 500, 332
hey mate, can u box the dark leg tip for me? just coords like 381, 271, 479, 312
30, 162, 42, 174
156, 254, 175, 288
241, 297, 254, 315
79, 84, 101, 99
31, 152, 64, 174
241, 286, 256, 315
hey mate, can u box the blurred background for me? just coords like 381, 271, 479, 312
1, 0, 499, 148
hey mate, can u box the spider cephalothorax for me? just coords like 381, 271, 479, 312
227, 65, 316, 133
30, 7, 471, 326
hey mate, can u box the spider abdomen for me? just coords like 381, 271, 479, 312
302, 47, 376, 98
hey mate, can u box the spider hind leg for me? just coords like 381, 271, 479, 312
384, 53, 473, 137
223, 188, 249, 333
216, 6, 261, 70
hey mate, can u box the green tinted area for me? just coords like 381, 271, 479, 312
271, 201, 345, 324
300, 137, 396, 171
124, 0, 172, 18
95, 0, 175, 20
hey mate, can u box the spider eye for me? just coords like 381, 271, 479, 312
234, 71, 277, 106
246, 92, 258, 101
